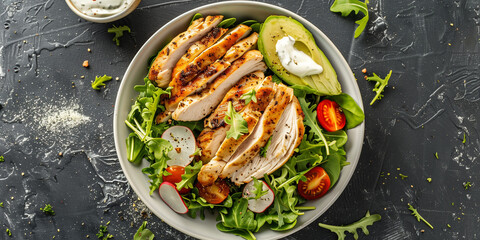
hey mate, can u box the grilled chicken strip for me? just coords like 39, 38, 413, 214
232, 97, 305, 184
171, 24, 252, 86
148, 15, 223, 87
197, 126, 228, 164
197, 76, 276, 186
171, 27, 228, 85
172, 50, 266, 121
219, 84, 294, 179
166, 32, 258, 112
204, 70, 264, 129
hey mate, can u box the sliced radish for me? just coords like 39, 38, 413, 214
242, 179, 274, 213
159, 182, 188, 214
161, 126, 196, 167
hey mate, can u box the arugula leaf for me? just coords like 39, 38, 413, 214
259, 137, 272, 158
249, 178, 268, 200
240, 89, 257, 105
108, 25, 131, 46
330, 0, 369, 38
176, 161, 202, 192
407, 203, 433, 229
217, 18, 237, 28
217, 198, 257, 238
318, 211, 381, 240
126, 133, 146, 164
224, 101, 249, 139
296, 91, 330, 155
326, 93, 365, 129
40, 204, 55, 216
366, 70, 392, 105
190, 13, 203, 25
320, 151, 346, 188
464, 181, 472, 190
133, 221, 155, 240
0, 155, 4, 162
92, 75, 112, 90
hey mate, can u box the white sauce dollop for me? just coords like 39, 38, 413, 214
70, 0, 134, 17
275, 36, 323, 78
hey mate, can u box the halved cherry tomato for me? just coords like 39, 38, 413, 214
163, 166, 190, 194
317, 99, 346, 132
195, 179, 230, 204
297, 167, 331, 200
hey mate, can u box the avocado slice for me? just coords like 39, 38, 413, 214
258, 15, 341, 96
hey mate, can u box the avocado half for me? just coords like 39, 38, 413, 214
258, 15, 341, 96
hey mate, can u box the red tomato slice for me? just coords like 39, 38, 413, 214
317, 99, 346, 132
195, 179, 230, 204
163, 166, 190, 194
297, 167, 331, 200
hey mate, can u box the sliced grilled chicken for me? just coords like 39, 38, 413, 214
219, 84, 294, 179
197, 126, 227, 164
148, 15, 223, 87
197, 76, 276, 186
172, 50, 266, 121
166, 32, 257, 112
232, 97, 305, 184
172, 24, 252, 86
170, 27, 228, 86
204, 71, 264, 129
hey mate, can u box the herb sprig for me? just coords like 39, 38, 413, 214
224, 102, 248, 139
108, 25, 131, 46
366, 70, 392, 105
318, 211, 381, 240
40, 204, 55, 215
407, 203, 433, 229
92, 75, 112, 90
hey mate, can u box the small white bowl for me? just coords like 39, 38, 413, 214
65, 0, 141, 23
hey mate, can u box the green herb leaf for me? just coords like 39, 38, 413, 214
190, 13, 203, 26
326, 93, 365, 129
259, 137, 272, 157
464, 181, 472, 190
463, 132, 466, 143
434, 152, 439, 159
0, 202, 3, 207
40, 204, 55, 216
6, 228, 11, 236
399, 173, 408, 180
240, 20, 258, 26
91, 75, 112, 90
366, 70, 392, 105
96, 224, 113, 240
217, 198, 257, 238
108, 25, 131, 46
176, 161, 202, 192
126, 133, 146, 164
320, 151, 346, 188
250, 23, 262, 33
133, 221, 155, 240
330, 0, 369, 38
249, 178, 269, 200
217, 18, 237, 28
426, 177, 432, 182
318, 211, 381, 240
240, 89, 257, 105
224, 101, 249, 139
0, 155, 4, 162
407, 203, 433, 229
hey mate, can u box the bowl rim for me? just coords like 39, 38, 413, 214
114, 1, 364, 239
64, 0, 141, 23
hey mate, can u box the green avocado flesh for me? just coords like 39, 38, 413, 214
258, 15, 341, 96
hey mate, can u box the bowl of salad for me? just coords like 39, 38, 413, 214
113, 1, 365, 239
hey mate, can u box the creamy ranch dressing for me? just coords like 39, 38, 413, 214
275, 36, 323, 78
70, 0, 134, 17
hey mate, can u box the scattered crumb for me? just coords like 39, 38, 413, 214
420, 229, 425, 233
80, 75, 85, 79
426, 178, 432, 183
58, 152, 63, 157
83, 60, 89, 68
362, 68, 367, 73
116, 77, 120, 81
87, 48, 91, 52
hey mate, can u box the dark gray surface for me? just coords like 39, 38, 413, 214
0, 0, 479, 239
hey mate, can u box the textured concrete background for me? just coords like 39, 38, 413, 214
0, 0, 479, 239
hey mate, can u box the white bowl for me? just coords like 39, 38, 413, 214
65, 0, 141, 23
113, 1, 364, 239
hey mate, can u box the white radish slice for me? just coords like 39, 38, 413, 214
162, 126, 196, 167
159, 182, 188, 214
242, 179, 274, 213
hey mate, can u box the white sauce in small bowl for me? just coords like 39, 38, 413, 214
70, 0, 135, 17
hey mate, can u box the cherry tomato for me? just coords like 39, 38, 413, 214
297, 167, 331, 200
195, 179, 230, 204
163, 166, 190, 194
316, 99, 346, 132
